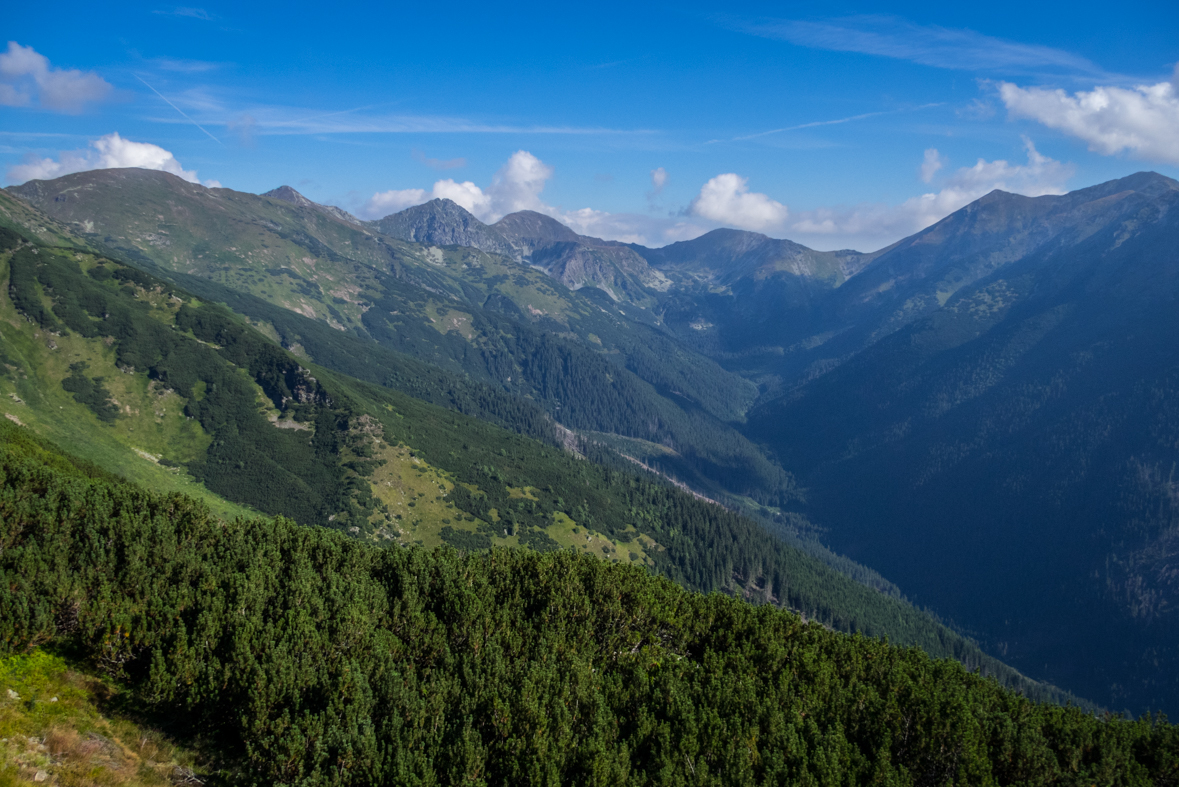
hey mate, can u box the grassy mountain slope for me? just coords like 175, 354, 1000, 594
1, 435, 1174, 785
3, 175, 808, 508
747, 178, 1179, 714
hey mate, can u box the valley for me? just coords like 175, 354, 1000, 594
3, 167, 1179, 721
3, 6, 1177, 781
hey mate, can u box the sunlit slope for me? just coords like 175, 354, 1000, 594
2, 177, 798, 509
0, 247, 253, 521
0, 650, 212, 785
4, 170, 750, 420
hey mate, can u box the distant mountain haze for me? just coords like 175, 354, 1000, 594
747, 171, 1179, 713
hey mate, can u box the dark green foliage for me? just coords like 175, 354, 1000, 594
0, 418, 124, 484
516, 527, 560, 552
360, 279, 797, 507
135, 269, 560, 444
7, 248, 61, 330
439, 525, 492, 551
314, 373, 1083, 705
7, 246, 377, 529
0, 441, 1175, 786
61, 362, 119, 423
103, 250, 796, 507
0, 225, 22, 252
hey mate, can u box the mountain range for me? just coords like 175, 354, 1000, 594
6, 167, 1179, 715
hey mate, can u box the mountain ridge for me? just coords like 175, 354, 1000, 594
262, 184, 364, 226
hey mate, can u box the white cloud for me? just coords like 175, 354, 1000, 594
650, 167, 668, 192
999, 78, 1179, 164
361, 150, 553, 221
689, 173, 789, 231
788, 138, 1073, 249
487, 150, 554, 216
356, 141, 1073, 251
363, 188, 429, 217
647, 167, 669, 210
0, 42, 112, 113
6, 132, 204, 185
560, 208, 702, 246
432, 179, 492, 216
920, 148, 944, 183
359, 151, 709, 246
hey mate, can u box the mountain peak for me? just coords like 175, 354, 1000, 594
263, 185, 315, 207
1073, 170, 1179, 201
385, 198, 488, 227
493, 211, 579, 248
371, 198, 513, 254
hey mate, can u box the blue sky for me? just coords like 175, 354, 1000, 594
3, 0, 1177, 250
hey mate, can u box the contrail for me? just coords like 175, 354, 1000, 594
135, 75, 222, 144
732, 103, 944, 141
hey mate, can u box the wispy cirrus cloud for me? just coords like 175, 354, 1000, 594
413, 149, 466, 170
148, 56, 225, 73
135, 74, 222, 144
146, 104, 655, 137
153, 7, 215, 21
731, 103, 943, 142
730, 14, 1110, 79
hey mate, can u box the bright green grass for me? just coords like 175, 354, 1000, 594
0, 651, 206, 786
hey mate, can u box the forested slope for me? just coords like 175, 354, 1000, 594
0, 431, 1175, 785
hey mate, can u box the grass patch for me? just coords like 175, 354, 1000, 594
0, 650, 206, 786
